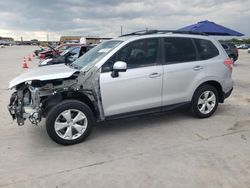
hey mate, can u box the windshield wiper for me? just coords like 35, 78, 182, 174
69, 63, 81, 70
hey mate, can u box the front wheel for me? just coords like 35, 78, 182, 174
191, 84, 219, 118
46, 100, 94, 145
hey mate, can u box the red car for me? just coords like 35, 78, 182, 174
38, 44, 80, 59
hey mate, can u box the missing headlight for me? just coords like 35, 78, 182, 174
23, 89, 31, 106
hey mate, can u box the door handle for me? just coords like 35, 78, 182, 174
193, 66, 203, 71
149, 72, 161, 78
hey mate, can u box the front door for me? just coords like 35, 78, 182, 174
100, 38, 163, 117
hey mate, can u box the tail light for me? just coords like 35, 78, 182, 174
224, 58, 233, 71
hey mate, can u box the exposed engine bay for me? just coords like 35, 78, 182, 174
8, 66, 105, 126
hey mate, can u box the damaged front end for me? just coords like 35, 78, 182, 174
8, 75, 81, 126
8, 64, 105, 126
8, 84, 42, 125
8, 73, 81, 126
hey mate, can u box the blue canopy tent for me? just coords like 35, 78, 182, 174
178, 20, 244, 36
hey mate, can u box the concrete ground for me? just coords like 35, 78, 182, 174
0, 46, 249, 188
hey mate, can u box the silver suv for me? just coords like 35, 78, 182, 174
8, 30, 233, 145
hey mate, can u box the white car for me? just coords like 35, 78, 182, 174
248, 47, 250, 53
8, 30, 234, 145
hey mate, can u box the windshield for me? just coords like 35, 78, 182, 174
71, 40, 122, 69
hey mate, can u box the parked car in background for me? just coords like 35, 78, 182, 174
248, 47, 250, 53
220, 42, 239, 63
38, 44, 79, 59
8, 30, 234, 145
34, 46, 47, 56
39, 45, 95, 66
236, 44, 249, 49
0, 45, 4, 48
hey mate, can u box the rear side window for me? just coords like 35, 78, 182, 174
164, 37, 197, 64
194, 39, 219, 60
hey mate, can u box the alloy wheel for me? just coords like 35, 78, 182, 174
197, 91, 216, 114
54, 109, 88, 140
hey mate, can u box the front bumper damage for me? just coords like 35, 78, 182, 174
8, 67, 105, 126
8, 85, 42, 125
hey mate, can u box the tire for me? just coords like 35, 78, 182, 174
191, 84, 219, 118
46, 99, 94, 145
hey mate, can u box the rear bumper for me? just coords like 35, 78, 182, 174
224, 88, 233, 100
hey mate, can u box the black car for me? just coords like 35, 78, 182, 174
39, 45, 95, 66
220, 42, 239, 63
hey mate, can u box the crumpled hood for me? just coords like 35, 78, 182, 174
9, 64, 78, 89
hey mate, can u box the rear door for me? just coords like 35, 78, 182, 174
162, 37, 201, 106
162, 37, 220, 106
100, 38, 163, 117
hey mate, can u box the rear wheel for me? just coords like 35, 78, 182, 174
46, 100, 94, 145
191, 84, 219, 118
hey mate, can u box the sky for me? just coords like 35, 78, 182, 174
0, 0, 249, 41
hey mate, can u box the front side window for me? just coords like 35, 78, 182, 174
102, 38, 159, 72
194, 39, 219, 60
164, 37, 197, 64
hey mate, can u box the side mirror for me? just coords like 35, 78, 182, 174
111, 61, 127, 78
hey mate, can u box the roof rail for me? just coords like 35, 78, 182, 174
120, 30, 208, 37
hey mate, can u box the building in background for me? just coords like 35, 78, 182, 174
0, 36, 14, 45
59, 36, 111, 44
60, 36, 81, 44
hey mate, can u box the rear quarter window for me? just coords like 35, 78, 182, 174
227, 43, 237, 49
194, 39, 219, 60
221, 44, 229, 50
